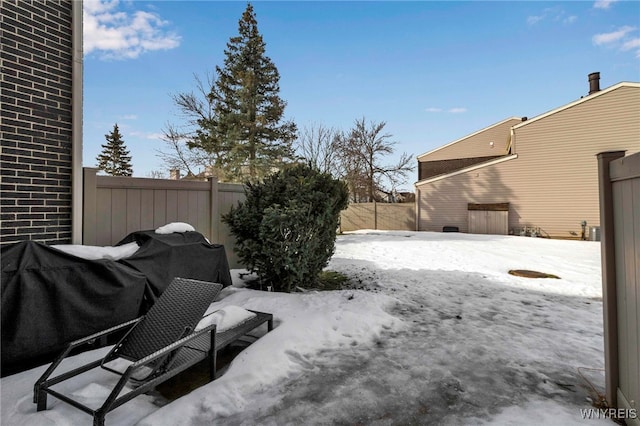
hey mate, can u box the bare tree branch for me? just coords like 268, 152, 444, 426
295, 123, 339, 175
335, 117, 415, 202
156, 72, 231, 180
155, 122, 198, 176
171, 73, 216, 128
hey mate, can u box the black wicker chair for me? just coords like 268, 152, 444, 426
33, 277, 273, 426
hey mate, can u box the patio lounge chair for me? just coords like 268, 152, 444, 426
33, 277, 273, 426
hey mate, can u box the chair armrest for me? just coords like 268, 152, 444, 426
127, 323, 217, 373
100, 324, 218, 410
68, 317, 143, 349
33, 316, 143, 401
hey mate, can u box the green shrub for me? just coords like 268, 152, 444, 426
223, 164, 349, 292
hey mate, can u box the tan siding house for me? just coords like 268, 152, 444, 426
415, 79, 640, 238
417, 117, 522, 161
417, 118, 523, 181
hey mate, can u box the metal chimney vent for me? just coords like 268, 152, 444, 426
588, 72, 601, 95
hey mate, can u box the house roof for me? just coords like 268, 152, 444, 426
512, 81, 640, 130
417, 82, 640, 162
415, 154, 518, 187
416, 117, 521, 160
414, 81, 640, 188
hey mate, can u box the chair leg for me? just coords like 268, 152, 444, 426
209, 331, 216, 381
93, 412, 106, 426
36, 389, 47, 411
209, 351, 217, 381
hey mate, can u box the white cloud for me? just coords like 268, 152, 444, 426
129, 130, 164, 140
594, 0, 618, 9
425, 107, 467, 114
527, 15, 544, 26
83, 0, 181, 60
593, 26, 640, 58
592, 26, 636, 45
621, 38, 640, 58
121, 114, 138, 120
621, 38, 640, 51
527, 7, 576, 26
145, 133, 164, 140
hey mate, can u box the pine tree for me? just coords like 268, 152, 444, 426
96, 124, 133, 176
207, 3, 297, 182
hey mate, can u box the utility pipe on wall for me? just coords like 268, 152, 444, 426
71, 0, 84, 244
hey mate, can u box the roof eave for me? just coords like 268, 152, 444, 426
512, 82, 640, 130
414, 154, 518, 187
416, 117, 522, 161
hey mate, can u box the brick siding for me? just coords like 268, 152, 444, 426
1, 0, 74, 245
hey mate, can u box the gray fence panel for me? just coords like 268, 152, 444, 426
216, 183, 247, 268
83, 168, 246, 268
340, 202, 415, 232
598, 151, 640, 422
611, 154, 640, 423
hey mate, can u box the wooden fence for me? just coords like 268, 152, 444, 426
82, 168, 246, 268
340, 202, 415, 232
597, 150, 640, 423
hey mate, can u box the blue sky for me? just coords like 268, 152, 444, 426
83, 0, 640, 188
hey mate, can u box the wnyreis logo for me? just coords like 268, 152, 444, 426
580, 408, 638, 420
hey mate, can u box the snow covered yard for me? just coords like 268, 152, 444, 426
1, 231, 611, 425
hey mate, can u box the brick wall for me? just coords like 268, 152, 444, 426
1, 0, 74, 245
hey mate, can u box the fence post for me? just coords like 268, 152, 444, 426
597, 150, 625, 408
374, 200, 377, 230
415, 189, 420, 231
82, 167, 98, 245
209, 177, 220, 243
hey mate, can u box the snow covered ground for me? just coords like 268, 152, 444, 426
1, 231, 611, 425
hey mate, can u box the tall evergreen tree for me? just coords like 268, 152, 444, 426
96, 123, 133, 176
192, 3, 297, 182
